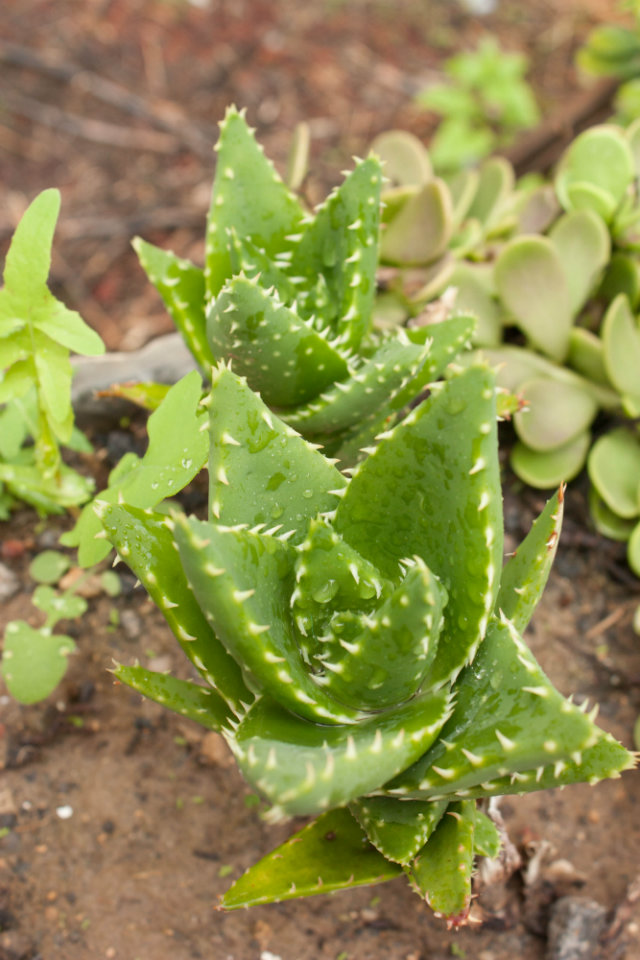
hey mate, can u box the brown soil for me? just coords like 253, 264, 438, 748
2, 2, 640, 959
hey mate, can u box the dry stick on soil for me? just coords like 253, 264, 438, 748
0, 40, 213, 157
503, 77, 619, 176
2, 88, 180, 154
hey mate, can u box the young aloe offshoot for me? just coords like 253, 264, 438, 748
134, 107, 477, 462
98, 363, 635, 924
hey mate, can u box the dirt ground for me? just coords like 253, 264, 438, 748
1, 1, 640, 959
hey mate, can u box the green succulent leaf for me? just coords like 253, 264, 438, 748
205, 106, 304, 297
114, 663, 233, 732
380, 180, 453, 266
588, 427, 640, 519
511, 433, 591, 490
335, 364, 503, 685
513, 378, 598, 453
1, 621, 75, 705
371, 130, 433, 188
555, 125, 635, 222
589, 487, 637, 541
474, 810, 501, 859
350, 796, 448, 864
32, 585, 87, 623
601, 294, 640, 411
232, 686, 452, 816
219, 807, 402, 910
405, 801, 475, 923
548, 210, 610, 315
132, 239, 213, 371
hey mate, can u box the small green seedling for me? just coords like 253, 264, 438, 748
98, 362, 634, 924
0, 190, 105, 515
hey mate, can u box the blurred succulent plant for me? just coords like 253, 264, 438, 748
578, 2, 640, 81
98, 362, 634, 922
134, 108, 474, 464
415, 37, 540, 174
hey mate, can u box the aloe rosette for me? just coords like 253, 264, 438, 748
133, 107, 474, 462
97, 361, 634, 923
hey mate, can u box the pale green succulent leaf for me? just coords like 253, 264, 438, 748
219, 807, 402, 910
589, 487, 637, 541
381, 180, 453, 266
494, 236, 572, 362
567, 328, 611, 387
555, 125, 635, 221
466, 156, 515, 230
588, 427, 640, 519
549, 210, 610, 315
371, 130, 432, 188
602, 294, 640, 402
514, 377, 598, 453
511, 433, 590, 489
628, 520, 640, 576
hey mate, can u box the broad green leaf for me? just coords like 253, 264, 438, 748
514, 377, 598, 452
549, 210, 610, 315
219, 808, 402, 910
588, 427, 640, 519
381, 180, 453, 266
2, 189, 60, 294
589, 487, 637, 541
1, 620, 75, 704
371, 130, 432, 187
32, 298, 104, 356
602, 294, 640, 405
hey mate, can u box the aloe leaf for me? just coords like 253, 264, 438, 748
219, 807, 402, 910
439, 729, 636, 801
494, 236, 572, 362
380, 180, 453, 266
513, 377, 598, 452
283, 334, 431, 436
602, 294, 640, 407
98, 502, 252, 712
548, 210, 610, 315
226, 230, 300, 308
589, 487, 637, 541
114, 663, 233, 732
207, 276, 350, 408
350, 796, 448, 864
207, 365, 346, 537
386, 615, 599, 801
405, 801, 475, 923
474, 810, 501, 858
132, 239, 212, 371
288, 156, 383, 349
314, 557, 447, 710
336, 364, 503, 685
205, 106, 304, 297
511, 433, 590, 489
174, 515, 360, 725
398, 313, 476, 407
588, 427, 640, 519
232, 686, 452, 816
371, 130, 432, 187
1, 621, 75, 705
497, 489, 563, 633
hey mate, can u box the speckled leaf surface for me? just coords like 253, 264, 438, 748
114, 663, 233, 732
405, 801, 475, 922
350, 796, 448, 864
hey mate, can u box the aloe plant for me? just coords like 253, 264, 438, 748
133, 108, 473, 464
97, 361, 634, 923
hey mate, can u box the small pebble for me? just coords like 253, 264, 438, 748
56, 805, 74, 820
0, 563, 20, 602
547, 896, 607, 960
120, 609, 142, 640
260, 953, 283, 960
